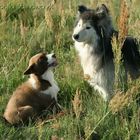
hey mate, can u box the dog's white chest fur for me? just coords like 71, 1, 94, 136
74, 41, 114, 101
29, 71, 59, 101
75, 42, 99, 77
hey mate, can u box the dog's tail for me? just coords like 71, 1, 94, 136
122, 36, 140, 79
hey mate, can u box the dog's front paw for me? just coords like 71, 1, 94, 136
84, 74, 91, 80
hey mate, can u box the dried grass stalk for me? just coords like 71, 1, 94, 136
112, 0, 129, 89
118, 0, 129, 46
72, 88, 82, 119
20, 20, 28, 42
109, 83, 140, 113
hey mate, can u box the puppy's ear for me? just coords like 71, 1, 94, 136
24, 64, 35, 75
78, 5, 88, 14
96, 4, 109, 18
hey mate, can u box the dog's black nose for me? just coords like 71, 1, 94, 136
52, 54, 56, 58
73, 34, 79, 40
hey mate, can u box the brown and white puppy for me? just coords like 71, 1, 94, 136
3, 52, 60, 125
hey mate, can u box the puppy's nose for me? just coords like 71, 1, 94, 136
73, 34, 79, 40
52, 54, 56, 58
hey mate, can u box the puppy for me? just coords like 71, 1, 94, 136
3, 53, 60, 124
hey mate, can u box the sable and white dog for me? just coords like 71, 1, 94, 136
3, 52, 60, 124
72, 4, 140, 101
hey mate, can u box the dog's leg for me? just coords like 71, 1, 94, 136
54, 103, 63, 113
17, 105, 35, 122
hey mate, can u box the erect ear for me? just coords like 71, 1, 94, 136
24, 64, 35, 75
96, 4, 109, 18
78, 5, 88, 14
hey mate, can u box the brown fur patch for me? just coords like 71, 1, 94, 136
24, 53, 49, 75
3, 81, 56, 124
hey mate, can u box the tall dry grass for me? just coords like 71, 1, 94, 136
110, 0, 140, 114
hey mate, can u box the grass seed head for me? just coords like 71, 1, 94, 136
109, 83, 140, 113
118, 0, 129, 45
72, 88, 82, 119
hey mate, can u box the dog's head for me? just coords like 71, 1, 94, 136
24, 53, 57, 76
72, 4, 112, 43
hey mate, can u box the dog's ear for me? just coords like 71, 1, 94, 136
96, 4, 109, 18
24, 64, 35, 75
78, 5, 88, 14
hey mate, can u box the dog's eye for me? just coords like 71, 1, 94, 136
86, 26, 91, 29
39, 56, 45, 61
38, 56, 47, 63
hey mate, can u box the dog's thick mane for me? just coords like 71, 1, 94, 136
96, 4, 114, 38
95, 4, 140, 79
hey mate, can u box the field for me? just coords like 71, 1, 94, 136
0, 0, 140, 139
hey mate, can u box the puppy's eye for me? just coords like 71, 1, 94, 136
38, 56, 47, 63
86, 26, 91, 29
39, 56, 45, 61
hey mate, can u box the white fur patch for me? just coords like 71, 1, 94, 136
46, 53, 56, 66
41, 70, 60, 101
29, 74, 37, 89
29, 70, 59, 101
73, 19, 98, 43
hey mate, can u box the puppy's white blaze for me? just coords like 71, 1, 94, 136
46, 53, 55, 66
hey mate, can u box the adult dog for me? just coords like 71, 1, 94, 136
72, 4, 140, 101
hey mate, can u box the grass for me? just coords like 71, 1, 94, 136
0, 0, 140, 139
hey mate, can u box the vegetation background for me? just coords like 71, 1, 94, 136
0, 0, 140, 139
